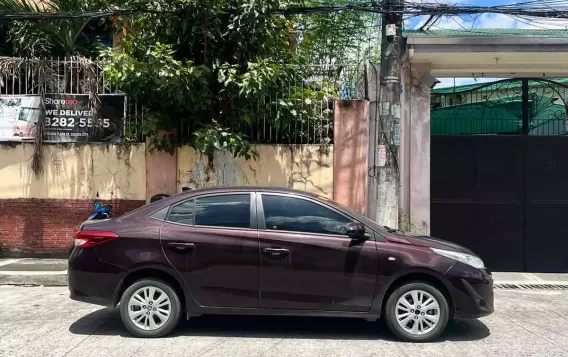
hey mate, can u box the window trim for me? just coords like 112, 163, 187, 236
165, 192, 254, 230
256, 192, 370, 239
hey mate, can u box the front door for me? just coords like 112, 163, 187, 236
160, 193, 259, 308
257, 193, 377, 312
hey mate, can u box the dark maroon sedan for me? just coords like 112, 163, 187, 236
69, 187, 493, 342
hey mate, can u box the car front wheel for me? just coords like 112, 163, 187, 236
119, 279, 182, 338
384, 282, 449, 342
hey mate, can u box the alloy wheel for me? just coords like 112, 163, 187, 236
127, 286, 172, 331
395, 289, 440, 335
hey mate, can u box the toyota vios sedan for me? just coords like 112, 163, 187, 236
69, 187, 493, 342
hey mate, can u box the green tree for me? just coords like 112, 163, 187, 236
101, 0, 339, 157
292, 0, 381, 64
0, 0, 369, 158
0, 0, 114, 57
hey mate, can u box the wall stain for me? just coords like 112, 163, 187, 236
288, 145, 330, 195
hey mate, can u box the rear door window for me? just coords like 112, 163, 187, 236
195, 194, 251, 228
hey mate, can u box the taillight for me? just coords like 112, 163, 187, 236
74, 231, 118, 248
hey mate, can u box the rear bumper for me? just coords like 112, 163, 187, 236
445, 265, 494, 319
68, 247, 125, 308
69, 290, 110, 307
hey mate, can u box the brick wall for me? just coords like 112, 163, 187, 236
0, 199, 145, 254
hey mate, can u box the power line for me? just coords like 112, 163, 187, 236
2, 1, 568, 24
0, 9, 158, 20
276, 1, 568, 19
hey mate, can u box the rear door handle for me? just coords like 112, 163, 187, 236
168, 242, 195, 252
262, 247, 290, 257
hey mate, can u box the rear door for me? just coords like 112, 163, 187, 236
257, 193, 378, 312
160, 192, 260, 308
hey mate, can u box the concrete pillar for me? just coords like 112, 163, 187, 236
400, 62, 431, 234
366, 62, 380, 220
333, 100, 369, 214
145, 133, 178, 203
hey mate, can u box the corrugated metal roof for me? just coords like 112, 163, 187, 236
404, 29, 568, 37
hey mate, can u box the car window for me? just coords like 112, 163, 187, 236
167, 199, 194, 225
261, 195, 352, 235
195, 194, 250, 228
150, 206, 169, 221
314, 195, 389, 235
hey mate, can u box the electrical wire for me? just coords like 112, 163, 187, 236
2, 0, 568, 28
0, 9, 152, 20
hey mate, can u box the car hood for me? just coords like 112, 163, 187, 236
386, 232, 477, 255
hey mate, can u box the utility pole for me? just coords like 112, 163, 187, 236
373, 0, 404, 229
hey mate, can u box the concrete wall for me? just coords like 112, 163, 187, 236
177, 145, 334, 198
333, 100, 369, 214
146, 138, 177, 202
0, 143, 146, 200
0, 142, 336, 254
0, 143, 147, 254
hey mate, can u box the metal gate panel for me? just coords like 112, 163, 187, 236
431, 136, 524, 271
525, 204, 568, 272
525, 137, 568, 272
431, 136, 474, 200
431, 78, 568, 272
473, 203, 524, 272
474, 136, 523, 202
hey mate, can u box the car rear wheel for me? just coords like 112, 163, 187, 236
119, 279, 181, 338
384, 282, 449, 342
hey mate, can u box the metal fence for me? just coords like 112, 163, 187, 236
0, 57, 117, 95
240, 63, 367, 145
0, 57, 144, 141
0, 58, 368, 145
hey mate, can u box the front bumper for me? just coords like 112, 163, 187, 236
445, 264, 494, 319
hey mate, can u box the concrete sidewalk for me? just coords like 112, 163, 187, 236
1, 258, 568, 287
0, 258, 68, 286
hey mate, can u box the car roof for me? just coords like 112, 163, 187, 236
181, 186, 320, 197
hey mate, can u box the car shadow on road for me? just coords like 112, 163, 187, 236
69, 308, 490, 342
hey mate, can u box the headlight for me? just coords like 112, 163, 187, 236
431, 248, 485, 269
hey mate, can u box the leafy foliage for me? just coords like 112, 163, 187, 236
0, 0, 114, 57
101, 0, 325, 157
0, 0, 375, 158
292, 0, 381, 64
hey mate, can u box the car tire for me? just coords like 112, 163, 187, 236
119, 279, 182, 338
384, 282, 449, 342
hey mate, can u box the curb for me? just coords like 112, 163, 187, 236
2, 275, 567, 289
0, 273, 67, 287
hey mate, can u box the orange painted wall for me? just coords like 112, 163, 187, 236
145, 137, 177, 202
333, 100, 369, 214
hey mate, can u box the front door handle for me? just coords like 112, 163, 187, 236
262, 247, 290, 257
168, 242, 195, 252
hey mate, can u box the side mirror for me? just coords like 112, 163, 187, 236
346, 222, 366, 239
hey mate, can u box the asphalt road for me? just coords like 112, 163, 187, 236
0, 286, 567, 357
